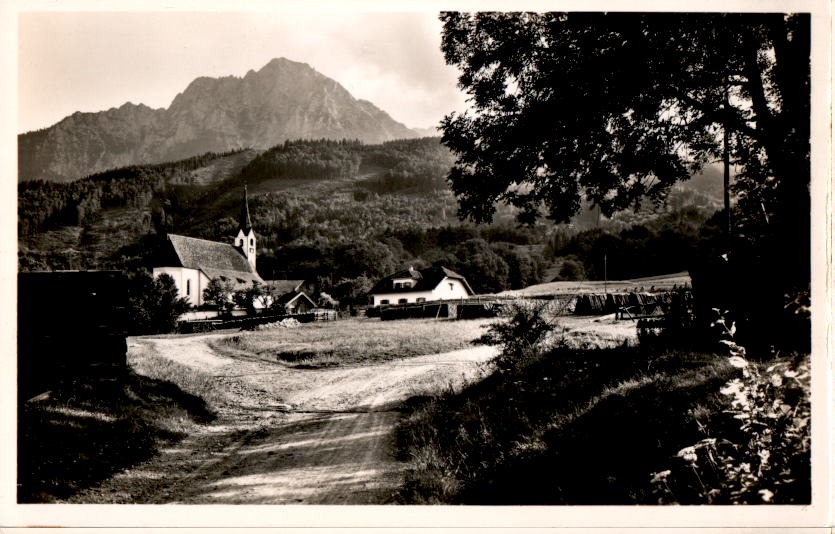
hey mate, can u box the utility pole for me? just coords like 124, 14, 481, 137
723, 86, 732, 249
604, 253, 608, 296
720, 24, 732, 253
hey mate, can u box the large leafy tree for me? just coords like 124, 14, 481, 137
125, 271, 190, 334
440, 12, 810, 291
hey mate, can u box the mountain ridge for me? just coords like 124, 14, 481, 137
18, 57, 420, 182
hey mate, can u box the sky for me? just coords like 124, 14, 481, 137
18, 10, 469, 133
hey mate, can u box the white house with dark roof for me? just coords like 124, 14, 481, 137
153, 187, 263, 308
368, 266, 474, 306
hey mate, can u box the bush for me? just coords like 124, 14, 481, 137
125, 271, 190, 334
637, 290, 698, 348
203, 277, 236, 315
555, 256, 587, 281
688, 256, 810, 355
649, 313, 811, 504
476, 300, 555, 371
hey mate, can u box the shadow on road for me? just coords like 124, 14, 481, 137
18, 371, 216, 503
161, 409, 403, 504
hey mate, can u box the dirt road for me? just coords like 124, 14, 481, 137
70, 333, 496, 504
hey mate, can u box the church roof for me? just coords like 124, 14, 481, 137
165, 234, 261, 281
264, 279, 305, 294
201, 268, 263, 287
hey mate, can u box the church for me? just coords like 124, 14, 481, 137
153, 187, 263, 308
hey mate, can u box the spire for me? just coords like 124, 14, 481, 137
239, 185, 252, 234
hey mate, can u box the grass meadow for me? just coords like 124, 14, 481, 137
211, 317, 496, 368
394, 334, 811, 504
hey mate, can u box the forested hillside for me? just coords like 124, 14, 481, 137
19, 137, 723, 304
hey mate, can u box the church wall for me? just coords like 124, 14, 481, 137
153, 267, 202, 308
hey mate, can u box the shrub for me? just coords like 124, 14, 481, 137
476, 300, 555, 371
649, 312, 811, 504
554, 255, 587, 281
203, 277, 235, 315
125, 271, 190, 334
233, 281, 266, 316
637, 289, 698, 348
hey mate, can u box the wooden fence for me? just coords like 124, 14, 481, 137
368, 290, 691, 322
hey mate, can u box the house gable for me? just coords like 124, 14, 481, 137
369, 266, 474, 306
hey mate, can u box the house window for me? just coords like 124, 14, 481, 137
417, 297, 426, 303
398, 298, 408, 304
449, 282, 454, 290
250, 238, 254, 246
380, 299, 389, 305
186, 279, 191, 296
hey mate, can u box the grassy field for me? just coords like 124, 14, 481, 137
499, 271, 692, 297
210, 317, 496, 368
18, 343, 222, 503
394, 329, 811, 504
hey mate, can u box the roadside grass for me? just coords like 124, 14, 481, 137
210, 317, 496, 368
18, 344, 220, 503
130, 346, 229, 409
394, 342, 748, 504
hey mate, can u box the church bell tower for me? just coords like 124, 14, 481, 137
234, 186, 257, 271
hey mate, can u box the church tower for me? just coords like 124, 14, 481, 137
234, 186, 257, 271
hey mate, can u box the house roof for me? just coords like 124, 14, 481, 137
264, 279, 305, 294
275, 291, 316, 308
369, 266, 474, 295
165, 234, 261, 282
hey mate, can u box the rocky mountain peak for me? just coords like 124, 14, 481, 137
19, 59, 419, 182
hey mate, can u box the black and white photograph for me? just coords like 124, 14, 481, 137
3, 0, 831, 529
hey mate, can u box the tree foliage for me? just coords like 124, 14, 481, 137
203, 277, 236, 315
125, 271, 190, 334
441, 12, 808, 225
233, 281, 268, 315
441, 12, 810, 346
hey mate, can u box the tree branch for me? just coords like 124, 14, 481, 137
675, 91, 761, 141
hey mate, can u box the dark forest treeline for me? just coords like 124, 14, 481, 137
18, 138, 454, 239
222, 136, 454, 193
236, 139, 363, 184
259, 225, 549, 304
18, 150, 246, 236
548, 206, 723, 281
20, 136, 724, 302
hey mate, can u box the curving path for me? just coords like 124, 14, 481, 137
69, 333, 496, 504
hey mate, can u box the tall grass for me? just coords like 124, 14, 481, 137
394, 305, 811, 504
18, 344, 219, 503
211, 317, 495, 367
394, 342, 738, 504
130, 346, 228, 409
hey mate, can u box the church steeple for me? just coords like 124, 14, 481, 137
234, 186, 256, 271
239, 185, 253, 234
